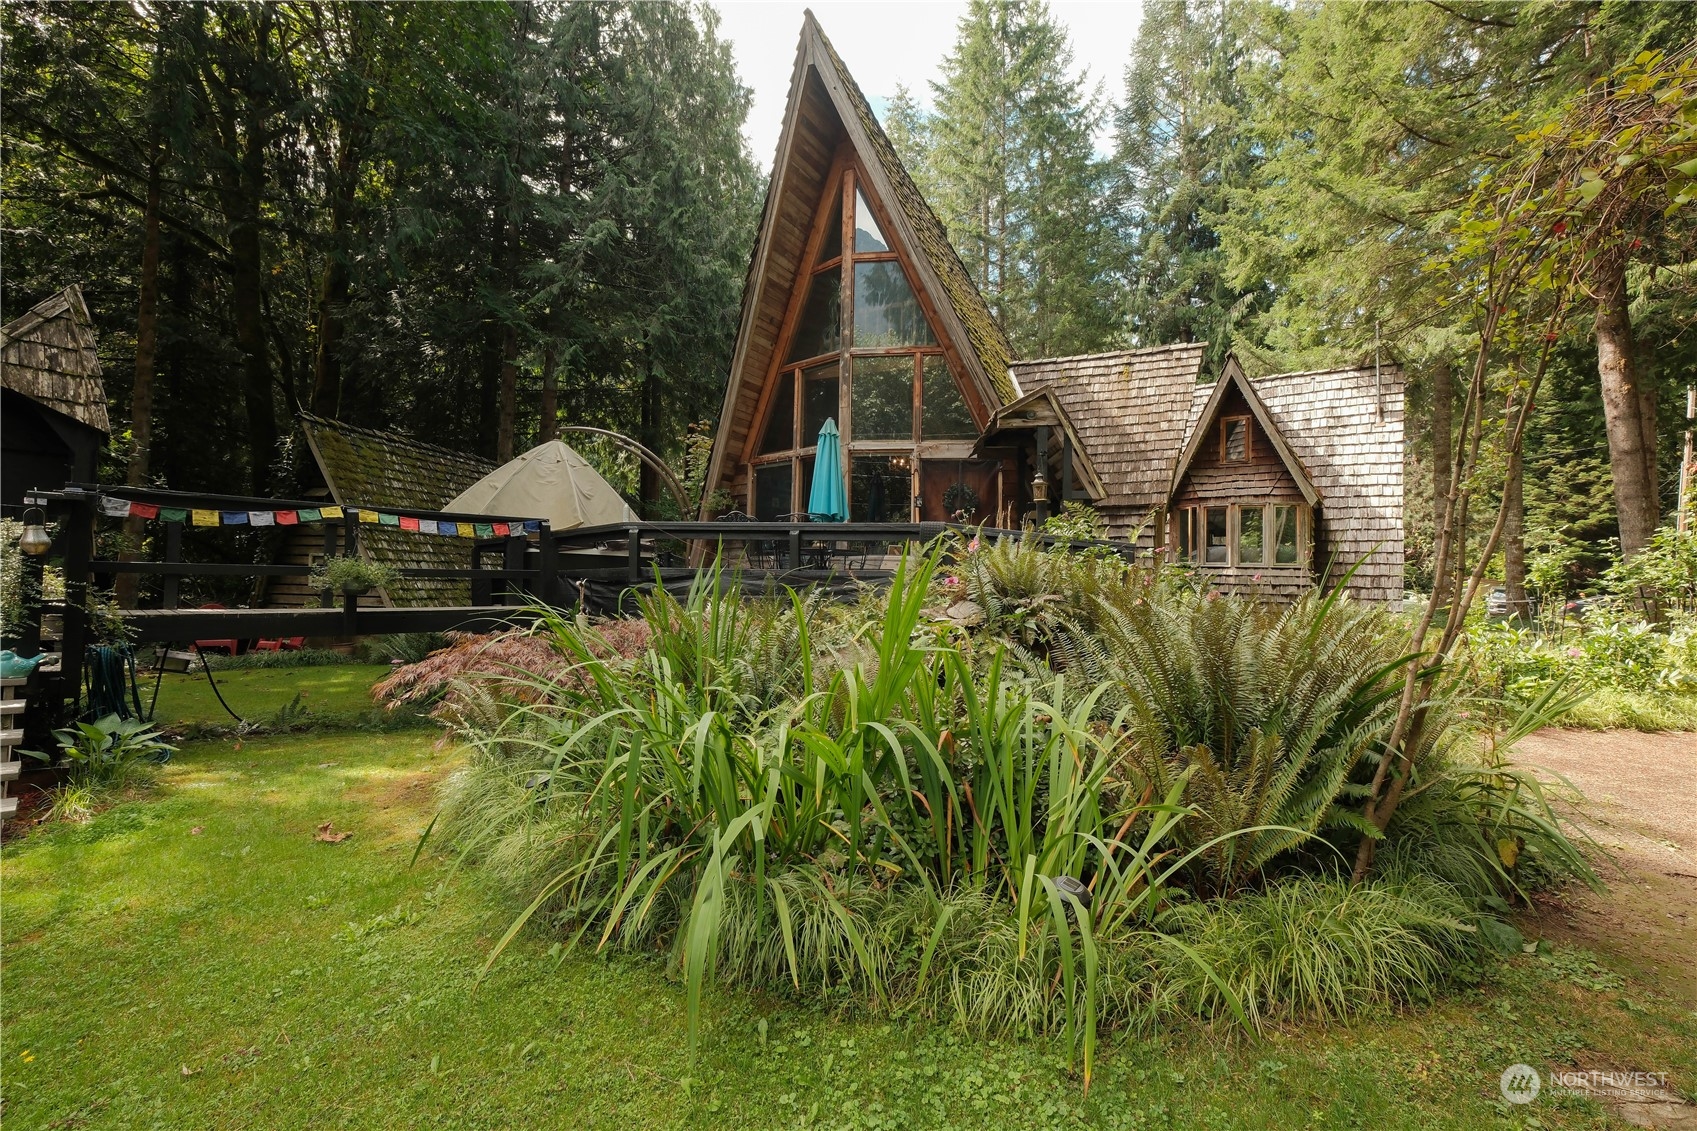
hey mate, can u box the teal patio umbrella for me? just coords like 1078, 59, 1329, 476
807, 418, 846, 520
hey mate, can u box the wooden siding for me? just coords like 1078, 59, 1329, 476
1174, 386, 1306, 507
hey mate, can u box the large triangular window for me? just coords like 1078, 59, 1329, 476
747, 164, 986, 521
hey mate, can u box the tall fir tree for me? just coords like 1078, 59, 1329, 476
1112, 0, 1260, 376
926, 0, 1116, 357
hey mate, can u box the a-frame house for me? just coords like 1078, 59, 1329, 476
703, 13, 1407, 604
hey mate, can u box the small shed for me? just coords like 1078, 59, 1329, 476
2, 285, 109, 510
264, 415, 497, 609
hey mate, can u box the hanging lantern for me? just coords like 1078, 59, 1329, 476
18, 507, 52, 556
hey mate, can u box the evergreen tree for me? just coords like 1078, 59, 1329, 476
1112, 0, 1260, 376
926, 0, 1116, 357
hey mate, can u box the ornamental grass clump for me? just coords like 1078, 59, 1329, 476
430, 544, 1592, 1087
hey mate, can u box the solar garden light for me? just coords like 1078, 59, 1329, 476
1053, 875, 1092, 922
18, 507, 52, 556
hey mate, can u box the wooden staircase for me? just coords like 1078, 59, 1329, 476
1, 679, 26, 821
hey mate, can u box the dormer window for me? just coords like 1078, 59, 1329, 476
1222, 416, 1249, 461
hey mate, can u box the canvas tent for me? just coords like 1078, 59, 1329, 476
446, 441, 635, 531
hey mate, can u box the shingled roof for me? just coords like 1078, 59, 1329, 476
1010, 344, 1208, 533
1, 284, 109, 434
298, 414, 497, 607
1182, 364, 1405, 603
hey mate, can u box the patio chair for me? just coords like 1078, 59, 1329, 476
194, 603, 241, 656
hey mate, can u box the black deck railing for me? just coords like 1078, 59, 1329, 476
13, 482, 1142, 724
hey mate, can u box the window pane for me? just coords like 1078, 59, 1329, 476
851, 455, 913, 522
800, 454, 817, 514
754, 462, 793, 520
819, 188, 842, 263
854, 262, 935, 347
1177, 508, 1194, 562
854, 188, 887, 253
1274, 505, 1299, 565
802, 362, 839, 443
1224, 418, 1247, 461
1205, 507, 1228, 564
1238, 506, 1265, 565
758, 374, 795, 455
786, 271, 841, 363
921, 355, 976, 438
852, 356, 913, 440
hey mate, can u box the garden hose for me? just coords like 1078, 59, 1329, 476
191, 643, 247, 726
82, 644, 144, 721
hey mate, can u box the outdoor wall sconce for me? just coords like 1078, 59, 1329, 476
18, 507, 52, 556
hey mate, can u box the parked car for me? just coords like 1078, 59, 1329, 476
1486, 587, 1509, 617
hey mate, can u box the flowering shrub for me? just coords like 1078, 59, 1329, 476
1464, 603, 1697, 701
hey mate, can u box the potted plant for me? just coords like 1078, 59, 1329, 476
310, 555, 399, 598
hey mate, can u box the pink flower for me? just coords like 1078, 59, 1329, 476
1566, 647, 1583, 659
966, 538, 980, 553
1252, 573, 1262, 582
944, 575, 960, 588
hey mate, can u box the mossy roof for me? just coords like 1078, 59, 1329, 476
298, 414, 496, 607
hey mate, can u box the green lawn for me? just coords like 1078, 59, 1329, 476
4, 730, 1692, 1130
147, 663, 398, 730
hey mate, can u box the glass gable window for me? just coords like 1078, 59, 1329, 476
851, 455, 913, 522
802, 362, 839, 443
1223, 417, 1248, 461
749, 166, 983, 524
758, 376, 795, 455
854, 188, 888, 252
786, 272, 841, 363
754, 462, 793, 520
1238, 506, 1264, 564
853, 356, 913, 440
854, 261, 935, 347
819, 189, 843, 263
922, 356, 976, 438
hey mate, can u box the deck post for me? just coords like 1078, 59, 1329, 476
537, 522, 558, 606
57, 493, 95, 720
161, 520, 183, 610
626, 527, 641, 585
501, 535, 526, 607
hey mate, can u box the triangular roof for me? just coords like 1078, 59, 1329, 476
298, 413, 496, 607
704, 12, 1015, 506
1011, 343, 1207, 515
1, 284, 109, 434
976, 386, 1106, 500
1167, 355, 1319, 506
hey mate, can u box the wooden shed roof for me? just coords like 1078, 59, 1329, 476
1010, 343, 1208, 515
298, 414, 496, 607
1, 284, 109, 434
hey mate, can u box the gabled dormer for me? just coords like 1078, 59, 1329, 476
1167, 356, 1318, 580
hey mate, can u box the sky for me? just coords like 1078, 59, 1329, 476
708, 1, 1146, 171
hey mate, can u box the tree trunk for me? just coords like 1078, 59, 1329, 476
1503, 435, 1526, 618
1430, 355, 1453, 582
498, 322, 518, 462
538, 343, 558, 442
116, 149, 164, 609
1595, 254, 1659, 557
638, 356, 661, 510
309, 137, 361, 419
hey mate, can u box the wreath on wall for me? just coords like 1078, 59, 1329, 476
943, 481, 980, 520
